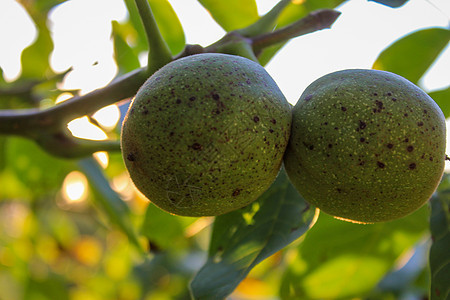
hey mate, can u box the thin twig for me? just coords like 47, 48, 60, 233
252, 9, 341, 53
36, 131, 121, 158
0, 68, 148, 136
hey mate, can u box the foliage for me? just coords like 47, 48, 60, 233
0, 0, 449, 299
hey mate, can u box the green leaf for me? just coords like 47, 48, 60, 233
24, 272, 70, 300
197, 0, 259, 32
149, 0, 185, 55
0, 67, 6, 85
429, 87, 450, 118
277, 0, 345, 28
372, 27, 450, 84
140, 203, 194, 251
78, 157, 145, 254
0, 137, 6, 171
190, 169, 318, 300
280, 206, 429, 299
258, 0, 346, 65
18, 0, 68, 14
368, 0, 409, 8
20, 26, 54, 79
123, 0, 185, 56
112, 21, 141, 75
19, 6, 54, 79
429, 175, 450, 300
6, 137, 75, 196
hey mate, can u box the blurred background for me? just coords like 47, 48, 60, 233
0, 0, 449, 299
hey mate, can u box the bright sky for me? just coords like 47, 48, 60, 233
0, 0, 449, 167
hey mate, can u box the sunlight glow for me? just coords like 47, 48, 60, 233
111, 172, 135, 201
92, 104, 121, 131
93, 151, 109, 169
67, 116, 108, 140
185, 217, 214, 238
55, 92, 73, 104
292, 0, 306, 5
62, 171, 88, 203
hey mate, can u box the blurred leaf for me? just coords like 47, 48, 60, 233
19, 2, 54, 80
198, 0, 259, 32
368, 0, 409, 8
140, 203, 193, 250
149, 0, 186, 55
277, 0, 346, 28
190, 169, 318, 300
429, 87, 450, 118
429, 175, 450, 300
20, 22, 54, 79
112, 21, 141, 75
18, 0, 68, 14
123, 0, 185, 55
78, 158, 145, 254
280, 206, 429, 299
43, 210, 80, 249
258, 0, 346, 65
25, 272, 70, 300
372, 27, 450, 84
6, 137, 75, 196
0, 137, 6, 171
0, 67, 6, 85
123, 0, 149, 52
369, 240, 429, 299
134, 253, 194, 299
0, 169, 33, 200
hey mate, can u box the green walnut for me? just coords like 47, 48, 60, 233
284, 69, 446, 223
121, 53, 291, 216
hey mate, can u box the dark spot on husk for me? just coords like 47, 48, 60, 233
359, 120, 367, 129
409, 163, 416, 170
232, 188, 241, 197
127, 153, 136, 161
191, 143, 203, 150
374, 100, 384, 113
377, 161, 385, 168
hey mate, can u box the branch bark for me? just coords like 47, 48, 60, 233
0, 68, 148, 136
252, 9, 342, 53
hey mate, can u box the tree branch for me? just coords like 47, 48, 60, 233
36, 130, 121, 158
251, 9, 341, 54
0, 68, 148, 136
